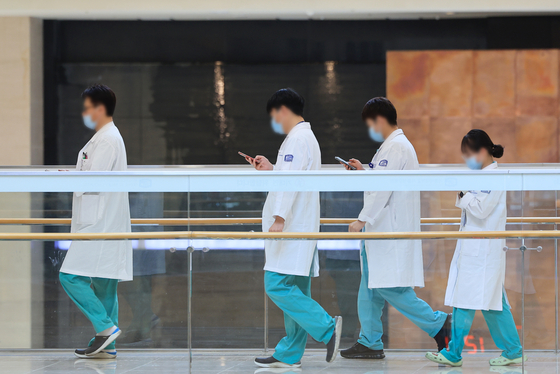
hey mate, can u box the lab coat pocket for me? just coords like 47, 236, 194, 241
77, 194, 100, 225
461, 238, 482, 257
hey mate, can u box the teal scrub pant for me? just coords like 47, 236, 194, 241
59, 272, 119, 349
357, 247, 448, 350
441, 292, 522, 363
264, 271, 336, 365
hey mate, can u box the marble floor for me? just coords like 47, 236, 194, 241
0, 350, 555, 374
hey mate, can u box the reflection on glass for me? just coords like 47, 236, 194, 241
118, 193, 166, 346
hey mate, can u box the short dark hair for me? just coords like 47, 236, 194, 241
266, 88, 304, 116
461, 129, 504, 158
82, 84, 117, 117
361, 97, 397, 125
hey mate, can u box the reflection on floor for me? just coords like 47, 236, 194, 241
0, 350, 556, 373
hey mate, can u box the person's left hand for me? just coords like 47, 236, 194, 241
349, 220, 366, 232
269, 216, 285, 232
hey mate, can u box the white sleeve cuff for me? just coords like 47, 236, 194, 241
457, 193, 475, 209
358, 212, 374, 225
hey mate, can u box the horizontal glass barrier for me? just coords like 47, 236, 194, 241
0, 169, 557, 374
1, 165, 560, 192
6, 163, 560, 170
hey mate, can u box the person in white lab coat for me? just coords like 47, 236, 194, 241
246, 89, 342, 368
340, 97, 450, 359
426, 129, 523, 367
59, 84, 133, 359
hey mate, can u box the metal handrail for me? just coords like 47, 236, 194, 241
0, 229, 558, 241
0, 217, 559, 225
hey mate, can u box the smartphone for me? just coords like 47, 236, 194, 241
238, 151, 255, 163
335, 156, 357, 170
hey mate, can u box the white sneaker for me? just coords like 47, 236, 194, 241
489, 355, 527, 366
425, 352, 463, 367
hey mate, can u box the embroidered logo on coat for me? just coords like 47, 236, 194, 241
369, 162, 375, 169
379, 159, 388, 167
284, 154, 294, 162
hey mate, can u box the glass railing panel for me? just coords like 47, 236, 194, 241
38, 191, 189, 349
189, 192, 266, 349
515, 191, 558, 351
1, 165, 560, 374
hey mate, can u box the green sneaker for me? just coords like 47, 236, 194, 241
489, 355, 527, 366
425, 352, 463, 367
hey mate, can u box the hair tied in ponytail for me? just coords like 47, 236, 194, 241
461, 129, 504, 159
492, 144, 504, 158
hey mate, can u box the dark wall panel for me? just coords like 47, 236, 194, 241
44, 17, 560, 165
55, 19, 489, 63
54, 62, 385, 165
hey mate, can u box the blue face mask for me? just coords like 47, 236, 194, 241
271, 118, 285, 135
368, 127, 385, 142
83, 114, 97, 130
465, 156, 483, 170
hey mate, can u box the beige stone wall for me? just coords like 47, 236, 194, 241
0, 16, 43, 348
387, 50, 560, 350
0, 16, 43, 166
387, 50, 560, 164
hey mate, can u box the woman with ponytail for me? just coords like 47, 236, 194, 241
461, 129, 504, 170
426, 129, 524, 367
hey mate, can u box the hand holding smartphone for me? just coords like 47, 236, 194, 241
335, 156, 357, 170
239, 151, 257, 164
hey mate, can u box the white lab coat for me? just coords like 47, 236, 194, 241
60, 122, 133, 281
359, 129, 424, 289
262, 122, 321, 277
445, 162, 506, 311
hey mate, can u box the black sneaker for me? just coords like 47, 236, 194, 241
326, 316, 343, 363
434, 313, 452, 352
74, 348, 117, 359
340, 342, 385, 359
254, 356, 301, 368
83, 328, 122, 356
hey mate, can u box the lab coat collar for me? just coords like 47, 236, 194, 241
482, 161, 498, 170
286, 121, 310, 137
90, 121, 115, 143
378, 128, 403, 151
384, 128, 403, 143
